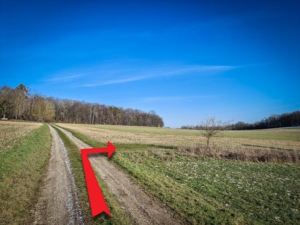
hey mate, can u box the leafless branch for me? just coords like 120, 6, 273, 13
200, 117, 231, 147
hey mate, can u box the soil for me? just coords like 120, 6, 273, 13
56, 126, 182, 225
33, 125, 84, 225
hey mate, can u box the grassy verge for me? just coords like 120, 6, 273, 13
53, 126, 132, 225
0, 124, 51, 224
59, 126, 300, 224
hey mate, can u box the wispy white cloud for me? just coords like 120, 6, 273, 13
75, 64, 236, 87
143, 95, 218, 102
79, 74, 153, 87
44, 74, 83, 83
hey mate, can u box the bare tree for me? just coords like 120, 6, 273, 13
200, 117, 231, 147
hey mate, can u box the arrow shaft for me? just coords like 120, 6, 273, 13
81, 150, 110, 217
81, 148, 110, 154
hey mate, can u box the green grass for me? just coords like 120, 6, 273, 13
61, 125, 300, 225
112, 150, 300, 224
160, 155, 300, 224
0, 124, 51, 224
53, 126, 132, 225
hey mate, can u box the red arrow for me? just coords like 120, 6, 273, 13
81, 141, 116, 217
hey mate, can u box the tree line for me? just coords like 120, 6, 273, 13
181, 110, 300, 130
230, 111, 300, 130
0, 84, 164, 127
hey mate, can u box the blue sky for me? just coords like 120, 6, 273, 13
1, 0, 299, 127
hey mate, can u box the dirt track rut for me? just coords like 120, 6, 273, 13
57, 126, 182, 225
33, 125, 84, 225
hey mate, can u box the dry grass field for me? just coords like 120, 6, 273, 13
0, 121, 42, 153
56, 123, 300, 151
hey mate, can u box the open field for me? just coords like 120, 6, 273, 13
57, 123, 300, 224
56, 123, 300, 151
0, 122, 51, 224
0, 121, 42, 154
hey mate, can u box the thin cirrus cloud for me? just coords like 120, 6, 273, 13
75, 64, 236, 87
142, 95, 218, 102
80, 74, 153, 87
43, 74, 83, 83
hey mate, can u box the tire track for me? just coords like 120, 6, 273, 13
33, 125, 84, 225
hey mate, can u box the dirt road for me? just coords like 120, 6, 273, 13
33, 125, 84, 225
56, 126, 182, 225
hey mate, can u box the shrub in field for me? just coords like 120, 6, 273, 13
199, 117, 231, 147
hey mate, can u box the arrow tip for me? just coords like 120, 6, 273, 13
107, 141, 116, 158
92, 207, 111, 217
